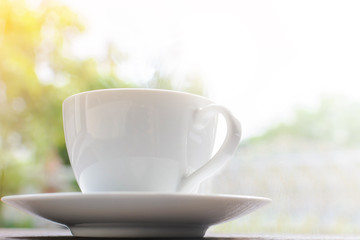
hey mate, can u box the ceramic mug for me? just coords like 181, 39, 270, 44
63, 89, 241, 193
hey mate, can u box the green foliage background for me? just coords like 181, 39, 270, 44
0, 0, 207, 227
0, 0, 130, 198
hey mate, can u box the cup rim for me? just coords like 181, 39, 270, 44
63, 88, 213, 104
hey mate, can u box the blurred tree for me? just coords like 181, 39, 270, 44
0, 0, 134, 206
245, 97, 360, 150
0, 0, 206, 227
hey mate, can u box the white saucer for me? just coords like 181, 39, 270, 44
2, 192, 271, 238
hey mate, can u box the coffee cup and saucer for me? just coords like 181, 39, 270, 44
2, 89, 271, 237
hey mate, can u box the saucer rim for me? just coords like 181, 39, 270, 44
2, 192, 272, 203
1, 192, 272, 238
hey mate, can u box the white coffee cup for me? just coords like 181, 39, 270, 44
63, 89, 241, 193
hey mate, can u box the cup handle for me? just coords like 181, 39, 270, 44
177, 104, 242, 192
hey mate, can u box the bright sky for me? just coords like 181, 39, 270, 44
59, 0, 360, 139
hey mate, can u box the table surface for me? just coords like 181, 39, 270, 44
0, 229, 359, 240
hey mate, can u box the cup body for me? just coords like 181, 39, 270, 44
63, 89, 218, 193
